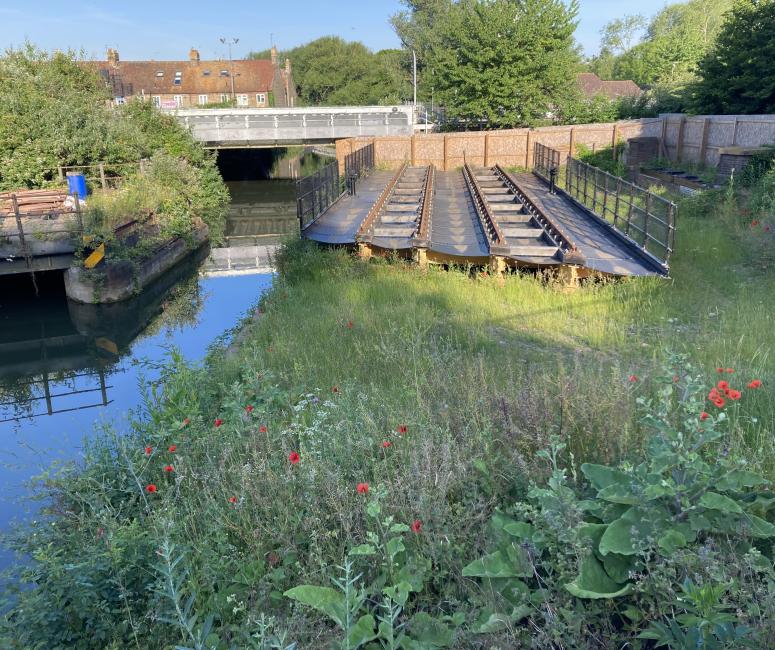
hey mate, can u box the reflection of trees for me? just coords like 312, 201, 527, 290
136, 273, 204, 339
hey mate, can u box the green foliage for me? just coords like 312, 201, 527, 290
692, 0, 775, 114
251, 38, 411, 106
574, 144, 627, 176
464, 356, 775, 645
426, 0, 582, 127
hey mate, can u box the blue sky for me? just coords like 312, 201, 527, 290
0, 1, 667, 60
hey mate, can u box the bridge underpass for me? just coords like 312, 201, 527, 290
173, 106, 415, 148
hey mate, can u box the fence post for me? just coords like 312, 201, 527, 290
525, 132, 531, 169
484, 133, 490, 168
611, 123, 619, 161
58, 166, 64, 183
699, 118, 711, 165
99, 163, 107, 189
676, 116, 687, 163
443, 135, 449, 171
569, 127, 575, 160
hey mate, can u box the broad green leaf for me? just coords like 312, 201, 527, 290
716, 470, 769, 491
597, 484, 641, 505
408, 612, 454, 647
283, 585, 345, 628
602, 552, 636, 584
745, 514, 775, 538
599, 517, 638, 556
386, 536, 405, 561
581, 464, 630, 491
390, 523, 411, 533
564, 555, 633, 599
493, 577, 529, 606
348, 614, 378, 647
699, 492, 743, 514
503, 522, 534, 539
383, 581, 412, 607
472, 606, 531, 634
349, 544, 376, 556
658, 529, 687, 554
462, 549, 531, 578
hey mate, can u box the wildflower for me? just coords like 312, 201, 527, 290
214, 418, 223, 428
382, 441, 392, 449
357, 482, 369, 494
229, 496, 237, 504
164, 464, 174, 473
245, 405, 254, 414
717, 380, 729, 391
346, 320, 354, 329
728, 389, 742, 400
168, 445, 176, 453
716, 367, 725, 374
411, 519, 422, 533
332, 385, 339, 393
700, 412, 710, 421
726, 368, 734, 374
396, 424, 408, 434
289, 451, 300, 465
259, 424, 268, 433
709, 387, 720, 400
145, 446, 152, 456
628, 374, 638, 383
747, 379, 762, 389
751, 220, 760, 227
713, 396, 726, 408
146, 484, 157, 493
673, 375, 679, 383
182, 418, 190, 426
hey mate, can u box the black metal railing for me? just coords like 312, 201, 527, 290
564, 157, 676, 267
295, 161, 342, 231
344, 143, 375, 193
533, 142, 561, 189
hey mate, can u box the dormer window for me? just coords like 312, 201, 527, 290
219, 70, 229, 77
203, 70, 211, 76
155, 71, 164, 77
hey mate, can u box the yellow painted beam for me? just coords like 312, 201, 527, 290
84, 243, 105, 269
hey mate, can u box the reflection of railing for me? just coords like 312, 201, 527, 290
0, 367, 113, 424
295, 161, 342, 231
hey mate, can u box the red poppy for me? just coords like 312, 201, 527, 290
396, 424, 408, 434
382, 441, 392, 448
709, 388, 720, 401
168, 445, 176, 453
214, 418, 223, 428
728, 389, 742, 400
700, 412, 710, 421
357, 482, 369, 494
717, 380, 729, 391
332, 385, 339, 393
411, 519, 422, 533
748, 379, 762, 389
259, 425, 268, 434
716, 367, 725, 374
673, 375, 679, 383
289, 451, 300, 465
145, 446, 152, 456
628, 375, 638, 383
751, 220, 760, 227
164, 464, 174, 473
245, 405, 254, 414
713, 396, 725, 408
182, 418, 190, 426
146, 484, 157, 493
346, 320, 354, 329
229, 496, 237, 504
726, 368, 734, 374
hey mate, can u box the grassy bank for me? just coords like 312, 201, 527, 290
2, 182, 775, 647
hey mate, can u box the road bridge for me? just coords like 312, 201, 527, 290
172, 106, 415, 148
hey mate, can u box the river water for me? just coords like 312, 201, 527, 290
0, 148, 328, 568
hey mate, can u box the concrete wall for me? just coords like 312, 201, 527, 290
336, 114, 775, 171
336, 118, 664, 172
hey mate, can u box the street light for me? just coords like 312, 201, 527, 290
219, 37, 239, 102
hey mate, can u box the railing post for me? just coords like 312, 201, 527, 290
643, 193, 651, 249
99, 162, 107, 189
613, 178, 621, 229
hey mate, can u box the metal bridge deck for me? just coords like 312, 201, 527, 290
504, 172, 661, 277
303, 170, 395, 244
428, 171, 489, 259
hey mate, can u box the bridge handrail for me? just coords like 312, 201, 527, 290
344, 143, 375, 185
295, 161, 342, 231
532, 143, 676, 272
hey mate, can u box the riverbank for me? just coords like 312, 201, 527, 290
2, 184, 775, 647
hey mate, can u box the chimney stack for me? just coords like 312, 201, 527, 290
189, 48, 200, 63
107, 48, 119, 67
271, 46, 278, 66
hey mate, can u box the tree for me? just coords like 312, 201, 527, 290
428, 0, 581, 128
600, 14, 646, 56
692, 0, 775, 114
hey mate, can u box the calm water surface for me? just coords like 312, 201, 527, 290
0, 148, 328, 568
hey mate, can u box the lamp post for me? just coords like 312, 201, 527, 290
412, 50, 417, 123
220, 37, 239, 102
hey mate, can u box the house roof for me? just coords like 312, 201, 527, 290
577, 73, 642, 100
92, 57, 277, 96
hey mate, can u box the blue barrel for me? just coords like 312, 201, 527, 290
66, 172, 88, 198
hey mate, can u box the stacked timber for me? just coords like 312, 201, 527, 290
0, 189, 74, 218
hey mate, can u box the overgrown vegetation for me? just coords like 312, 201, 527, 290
0, 45, 228, 243
2, 156, 775, 647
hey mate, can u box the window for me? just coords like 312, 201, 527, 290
198, 94, 208, 105
256, 93, 266, 105
220, 93, 229, 103
219, 70, 229, 77
173, 95, 183, 107
155, 71, 164, 77
202, 70, 211, 76
173, 71, 182, 86
236, 94, 248, 106
152, 96, 161, 107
